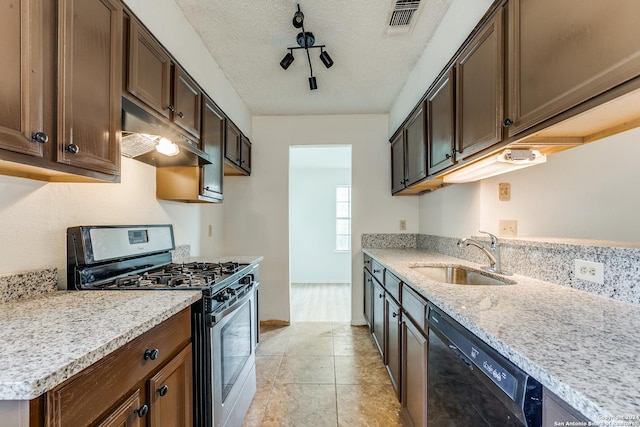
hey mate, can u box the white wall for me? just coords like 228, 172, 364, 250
419, 127, 640, 242
0, 157, 224, 282
222, 115, 419, 324
389, 0, 494, 135
290, 167, 351, 283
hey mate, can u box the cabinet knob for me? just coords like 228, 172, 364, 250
445, 153, 451, 159
158, 385, 169, 397
167, 104, 175, 112
373, 269, 381, 273
143, 348, 160, 360
65, 143, 79, 154
367, 278, 372, 283
177, 112, 184, 118
392, 312, 398, 318
503, 118, 513, 127
31, 132, 48, 144
134, 404, 149, 417
378, 293, 383, 298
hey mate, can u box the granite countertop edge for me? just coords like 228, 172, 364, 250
363, 248, 640, 422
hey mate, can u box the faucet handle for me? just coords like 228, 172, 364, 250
479, 231, 498, 249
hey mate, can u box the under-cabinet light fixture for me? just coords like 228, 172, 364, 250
155, 137, 180, 157
443, 149, 547, 184
279, 4, 334, 90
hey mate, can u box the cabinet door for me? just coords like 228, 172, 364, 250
173, 66, 201, 138
402, 317, 428, 427
385, 296, 401, 399
390, 131, 406, 194
57, 0, 122, 174
148, 345, 193, 427
404, 104, 427, 186
363, 269, 373, 329
201, 95, 224, 201
239, 135, 251, 174
127, 19, 171, 119
224, 119, 241, 166
372, 281, 385, 358
456, 8, 504, 160
427, 68, 455, 176
96, 390, 143, 427
506, 0, 640, 137
0, 0, 46, 157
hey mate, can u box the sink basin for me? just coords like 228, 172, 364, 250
410, 266, 512, 286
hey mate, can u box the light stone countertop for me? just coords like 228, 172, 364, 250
363, 248, 640, 423
0, 290, 201, 400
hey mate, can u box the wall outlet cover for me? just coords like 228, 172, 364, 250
499, 220, 517, 236
399, 219, 407, 231
574, 259, 604, 284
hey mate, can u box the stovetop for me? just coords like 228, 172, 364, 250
102, 262, 246, 290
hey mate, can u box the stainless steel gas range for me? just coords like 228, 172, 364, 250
67, 224, 259, 427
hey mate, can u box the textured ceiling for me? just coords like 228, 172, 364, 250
174, 0, 453, 116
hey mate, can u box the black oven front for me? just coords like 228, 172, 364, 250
193, 268, 257, 427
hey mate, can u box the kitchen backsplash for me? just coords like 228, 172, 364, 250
363, 233, 640, 306
170, 244, 191, 262
0, 268, 57, 303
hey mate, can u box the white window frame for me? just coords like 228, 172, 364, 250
335, 185, 351, 252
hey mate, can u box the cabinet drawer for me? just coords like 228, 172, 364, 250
384, 270, 401, 302
370, 260, 385, 285
46, 307, 191, 427
401, 286, 427, 333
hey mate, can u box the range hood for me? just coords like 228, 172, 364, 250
121, 97, 211, 167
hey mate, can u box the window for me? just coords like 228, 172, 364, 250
336, 185, 351, 252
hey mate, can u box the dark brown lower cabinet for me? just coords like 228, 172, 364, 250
401, 315, 428, 427
385, 295, 401, 399
372, 280, 385, 357
43, 308, 192, 427
363, 269, 373, 328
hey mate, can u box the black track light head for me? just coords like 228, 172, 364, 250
296, 31, 315, 48
292, 10, 304, 28
319, 50, 333, 69
280, 52, 295, 70
309, 76, 318, 90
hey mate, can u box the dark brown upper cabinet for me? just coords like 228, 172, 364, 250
0, 0, 46, 159
0, 0, 122, 182
426, 68, 456, 176
224, 119, 251, 176
57, 0, 122, 176
200, 95, 224, 201
390, 104, 427, 194
127, 19, 171, 119
173, 65, 201, 139
505, 0, 640, 137
455, 7, 504, 161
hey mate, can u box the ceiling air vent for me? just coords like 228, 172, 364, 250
386, 0, 423, 35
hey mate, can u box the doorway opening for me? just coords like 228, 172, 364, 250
289, 145, 352, 322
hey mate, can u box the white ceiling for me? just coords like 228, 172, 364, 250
174, 0, 453, 116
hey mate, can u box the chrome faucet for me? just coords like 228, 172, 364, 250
457, 231, 511, 276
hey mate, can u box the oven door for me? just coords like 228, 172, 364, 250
211, 285, 256, 427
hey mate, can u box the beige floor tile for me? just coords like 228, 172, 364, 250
333, 334, 381, 357
276, 355, 335, 384
261, 384, 337, 427
257, 334, 290, 356
336, 384, 405, 427
242, 383, 272, 427
285, 335, 334, 355
335, 354, 392, 385
287, 321, 333, 337
255, 355, 282, 386
332, 322, 372, 337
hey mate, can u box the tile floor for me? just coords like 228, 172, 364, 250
242, 322, 406, 427
290, 283, 351, 322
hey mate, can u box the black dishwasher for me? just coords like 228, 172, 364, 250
426, 303, 542, 427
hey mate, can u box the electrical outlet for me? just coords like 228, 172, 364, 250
399, 220, 406, 231
208, 225, 213, 237
574, 259, 604, 284
498, 220, 517, 236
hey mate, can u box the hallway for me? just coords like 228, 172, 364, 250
290, 283, 351, 322
242, 322, 405, 426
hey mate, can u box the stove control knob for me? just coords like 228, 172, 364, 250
144, 348, 159, 361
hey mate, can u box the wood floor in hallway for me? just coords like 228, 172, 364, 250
290, 283, 351, 322
243, 322, 406, 427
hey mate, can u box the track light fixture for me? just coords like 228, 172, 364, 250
279, 4, 334, 90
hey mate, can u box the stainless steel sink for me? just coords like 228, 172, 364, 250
410, 266, 513, 286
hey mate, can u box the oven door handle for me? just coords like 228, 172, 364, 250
211, 283, 254, 324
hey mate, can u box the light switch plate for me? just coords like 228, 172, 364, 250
499, 183, 511, 201
399, 220, 406, 231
